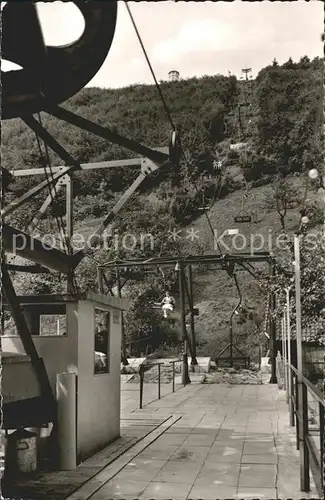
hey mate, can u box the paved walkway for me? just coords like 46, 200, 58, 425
4, 415, 168, 500
71, 383, 319, 500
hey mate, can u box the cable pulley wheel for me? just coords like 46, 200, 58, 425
169, 130, 182, 167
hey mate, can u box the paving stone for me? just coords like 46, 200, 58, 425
182, 432, 216, 447
188, 483, 237, 499
190, 427, 219, 435
164, 426, 193, 434
206, 447, 242, 463
235, 486, 277, 499
169, 445, 210, 463
238, 463, 277, 488
89, 479, 149, 498
241, 453, 277, 464
140, 480, 192, 499
211, 439, 244, 450
153, 432, 188, 446
113, 458, 166, 482
139, 444, 179, 461
277, 459, 319, 498
242, 441, 277, 455
153, 461, 201, 484
194, 462, 240, 487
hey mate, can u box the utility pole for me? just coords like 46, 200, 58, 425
187, 265, 197, 367
97, 268, 104, 294
65, 174, 74, 294
117, 268, 128, 366
286, 287, 294, 425
178, 262, 190, 385
294, 234, 310, 491
229, 316, 234, 367
323, 174, 325, 237
323, 352, 325, 498
269, 261, 277, 384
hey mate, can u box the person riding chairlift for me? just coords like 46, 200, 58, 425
161, 291, 175, 318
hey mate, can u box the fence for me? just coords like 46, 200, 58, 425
139, 360, 180, 409
277, 353, 324, 497
304, 362, 324, 383
287, 363, 324, 498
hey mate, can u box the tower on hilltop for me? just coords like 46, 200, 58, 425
168, 70, 180, 82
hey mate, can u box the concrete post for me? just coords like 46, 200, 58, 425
56, 372, 77, 470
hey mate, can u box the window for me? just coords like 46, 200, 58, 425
39, 315, 66, 336
94, 309, 110, 375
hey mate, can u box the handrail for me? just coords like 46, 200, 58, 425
289, 363, 323, 405
139, 359, 179, 409
303, 376, 323, 405
286, 362, 324, 498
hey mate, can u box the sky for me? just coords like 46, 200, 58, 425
2, 1, 323, 88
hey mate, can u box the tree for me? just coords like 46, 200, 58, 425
297, 55, 311, 69
263, 178, 300, 231
254, 61, 322, 177
257, 228, 325, 345
282, 57, 295, 69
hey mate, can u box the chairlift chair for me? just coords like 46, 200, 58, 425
151, 298, 180, 320
234, 187, 252, 223
198, 186, 210, 212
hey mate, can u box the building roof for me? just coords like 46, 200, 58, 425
14, 292, 130, 311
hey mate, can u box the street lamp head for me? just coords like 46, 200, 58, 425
308, 168, 319, 180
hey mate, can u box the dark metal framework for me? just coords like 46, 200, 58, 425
1, 0, 180, 431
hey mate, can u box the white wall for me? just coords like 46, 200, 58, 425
1, 303, 78, 393
77, 300, 121, 462
2, 356, 40, 403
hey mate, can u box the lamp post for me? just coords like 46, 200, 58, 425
294, 233, 310, 491
269, 261, 277, 384
187, 265, 198, 367
286, 285, 294, 424
229, 306, 239, 367
176, 261, 190, 386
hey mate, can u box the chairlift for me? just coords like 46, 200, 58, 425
198, 184, 211, 212
234, 187, 252, 223
151, 294, 180, 320
213, 159, 223, 171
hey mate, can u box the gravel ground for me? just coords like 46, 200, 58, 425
127, 364, 265, 385
204, 367, 264, 385
128, 362, 181, 384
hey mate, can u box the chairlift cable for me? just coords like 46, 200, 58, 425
33, 131, 68, 256
298, 97, 323, 222
125, 2, 176, 132
37, 115, 81, 294
33, 113, 79, 293
33, 114, 69, 255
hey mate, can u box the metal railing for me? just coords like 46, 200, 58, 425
304, 362, 324, 381
287, 362, 324, 498
139, 360, 179, 409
